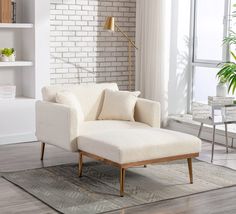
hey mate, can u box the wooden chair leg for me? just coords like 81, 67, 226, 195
120, 168, 125, 197
144, 165, 147, 168
187, 158, 193, 184
40, 142, 45, 161
78, 152, 83, 177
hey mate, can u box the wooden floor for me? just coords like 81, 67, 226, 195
0, 141, 235, 214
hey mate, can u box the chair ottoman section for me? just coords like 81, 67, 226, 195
78, 128, 201, 196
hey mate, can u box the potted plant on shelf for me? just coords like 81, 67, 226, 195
0, 48, 16, 62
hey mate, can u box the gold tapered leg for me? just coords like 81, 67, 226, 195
79, 152, 83, 177
120, 168, 125, 197
40, 142, 45, 161
187, 158, 193, 184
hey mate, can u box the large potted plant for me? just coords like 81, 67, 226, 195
217, 4, 236, 94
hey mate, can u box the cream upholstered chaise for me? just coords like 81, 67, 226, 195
36, 83, 201, 197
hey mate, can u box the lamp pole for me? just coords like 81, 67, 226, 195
104, 16, 138, 91
115, 23, 138, 91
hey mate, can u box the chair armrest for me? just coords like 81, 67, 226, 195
134, 98, 161, 128
36, 101, 79, 152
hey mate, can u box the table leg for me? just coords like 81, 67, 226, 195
211, 125, 216, 163
225, 123, 229, 153
198, 123, 203, 138
232, 138, 234, 148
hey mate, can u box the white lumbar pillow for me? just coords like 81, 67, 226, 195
98, 89, 140, 121
56, 91, 84, 123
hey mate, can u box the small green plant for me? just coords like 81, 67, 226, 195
1, 48, 15, 57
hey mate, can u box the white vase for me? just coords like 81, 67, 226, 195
8, 53, 16, 62
0, 55, 10, 62
216, 83, 227, 97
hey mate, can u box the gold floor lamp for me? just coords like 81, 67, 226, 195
104, 16, 138, 91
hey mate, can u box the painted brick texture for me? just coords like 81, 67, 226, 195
50, 0, 136, 90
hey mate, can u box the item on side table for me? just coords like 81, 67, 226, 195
216, 82, 227, 97
0, 48, 16, 62
222, 105, 236, 121
0, 85, 16, 99
0, 0, 11, 23
208, 96, 234, 106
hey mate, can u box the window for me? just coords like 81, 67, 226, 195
190, 0, 231, 107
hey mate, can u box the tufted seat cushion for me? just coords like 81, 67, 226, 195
78, 125, 201, 164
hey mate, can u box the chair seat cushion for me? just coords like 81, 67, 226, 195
79, 120, 150, 136
78, 126, 201, 164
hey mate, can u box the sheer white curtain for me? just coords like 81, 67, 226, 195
135, 0, 171, 125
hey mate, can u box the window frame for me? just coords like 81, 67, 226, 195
188, 0, 231, 113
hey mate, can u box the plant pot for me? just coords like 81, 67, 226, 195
0, 53, 16, 62
216, 83, 227, 97
8, 53, 16, 62
0, 55, 10, 62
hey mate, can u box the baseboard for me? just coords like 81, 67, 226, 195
0, 133, 37, 145
167, 116, 235, 148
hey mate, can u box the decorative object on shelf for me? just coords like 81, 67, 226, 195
0, 0, 11, 23
217, 4, 236, 94
0, 48, 16, 62
0, 85, 16, 99
11, 0, 16, 23
216, 77, 227, 97
104, 16, 138, 91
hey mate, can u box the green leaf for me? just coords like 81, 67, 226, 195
231, 51, 236, 61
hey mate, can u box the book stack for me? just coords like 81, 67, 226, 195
222, 106, 236, 122
0, 85, 16, 100
0, 0, 16, 23
11, 0, 16, 23
192, 102, 211, 120
208, 96, 234, 106
0, 0, 11, 23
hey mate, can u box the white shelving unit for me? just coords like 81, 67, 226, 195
0, 0, 50, 145
0, 23, 33, 29
0, 61, 33, 67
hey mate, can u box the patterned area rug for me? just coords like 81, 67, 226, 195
2, 160, 236, 214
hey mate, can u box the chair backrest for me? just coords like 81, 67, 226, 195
42, 83, 119, 121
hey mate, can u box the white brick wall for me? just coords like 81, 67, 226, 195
50, 0, 136, 90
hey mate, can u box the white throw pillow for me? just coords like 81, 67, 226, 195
56, 91, 84, 123
98, 89, 139, 121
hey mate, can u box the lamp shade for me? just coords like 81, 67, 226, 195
104, 16, 115, 31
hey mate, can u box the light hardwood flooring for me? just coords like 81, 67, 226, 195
0, 141, 235, 214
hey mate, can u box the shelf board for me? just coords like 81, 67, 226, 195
0, 97, 36, 103
0, 23, 33, 29
0, 61, 33, 67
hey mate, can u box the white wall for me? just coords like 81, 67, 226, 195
168, 0, 192, 115
50, 0, 136, 90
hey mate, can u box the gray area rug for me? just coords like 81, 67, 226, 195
2, 160, 236, 214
